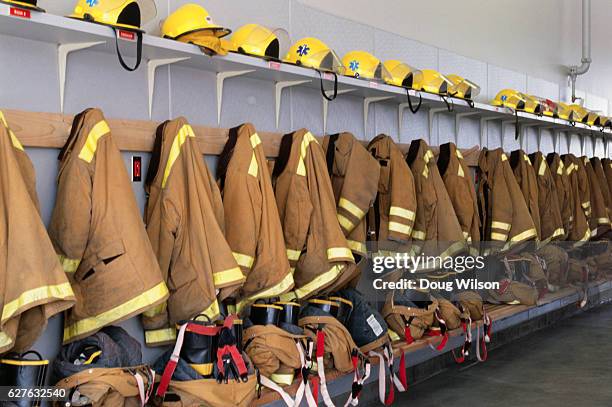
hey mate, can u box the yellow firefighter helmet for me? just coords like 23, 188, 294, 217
567, 104, 589, 123
70, 0, 156, 32
284, 37, 344, 74
341, 51, 391, 82
586, 111, 603, 127
492, 89, 541, 114
162, 3, 230, 39
412, 69, 453, 95
446, 74, 481, 100
556, 102, 571, 120
226, 24, 284, 59
383, 60, 423, 88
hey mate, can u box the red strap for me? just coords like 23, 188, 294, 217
312, 376, 320, 405
316, 330, 325, 358
224, 314, 237, 329
384, 375, 395, 405
156, 359, 176, 397
435, 333, 449, 351
185, 323, 220, 336
216, 345, 248, 377
398, 352, 407, 389
404, 326, 414, 344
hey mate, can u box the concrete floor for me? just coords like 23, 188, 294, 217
389, 304, 612, 407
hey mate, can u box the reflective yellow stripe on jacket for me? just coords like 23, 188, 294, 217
63, 281, 168, 343
78, 120, 111, 163
2, 282, 74, 323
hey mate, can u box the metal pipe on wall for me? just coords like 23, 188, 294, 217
569, 0, 592, 102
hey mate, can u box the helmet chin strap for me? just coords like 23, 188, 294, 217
112, 27, 143, 72
406, 89, 422, 114
319, 70, 338, 101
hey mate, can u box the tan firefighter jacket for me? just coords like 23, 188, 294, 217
366, 135, 417, 249
591, 157, 612, 214
0, 114, 75, 354
547, 153, 573, 239
562, 154, 591, 244
477, 148, 537, 253
583, 157, 610, 237
48, 108, 168, 344
272, 129, 355, 299
510, 150, 541, 241
528, 152, 565, 243
322, 132, 380, 259
216, 123, 293, 306
143, 118, 244, 346
438, 142, 481, 255
405, 139, 466, 264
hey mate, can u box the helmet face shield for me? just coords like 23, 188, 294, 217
72, 0, 157, 30
285, 38, 344, 74
383, 61, 421, 87
311, 49, 345, 74
342, 51, 388, 81
376, 62, 393, 83
230, 25, 285, 59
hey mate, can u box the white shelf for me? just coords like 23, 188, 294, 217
1, 3, 610, 141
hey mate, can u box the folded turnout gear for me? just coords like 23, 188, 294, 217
536, 244, 569, 291
153, 314, 257, 407
48, 108, 168, 344
382, 289, 437, 344
299, 302, 365, 407
143, 117, 244, 346
53, 326, 154, 407
340, 288, 406, 406
0, 111, 75, 354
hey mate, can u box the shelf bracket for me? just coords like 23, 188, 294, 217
454, 112, 479, 144
322, 88, 355, 134
479, 115, 507, 149
537, 126, 556, 151
427, 107, 447, 144
363, 96, 393, 139
580, 133, 587, 157
217, 70, 255, 125
274, 79, 310, 128
605, 138, 610, 158
500, 119, 516, 149
58, 41, 105, 112
147, 57, 189, 119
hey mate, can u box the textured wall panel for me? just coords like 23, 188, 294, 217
487, 64, 527, 100
374, 30, 439, 70
526, 76, 560, 100
0, 35, 59, 112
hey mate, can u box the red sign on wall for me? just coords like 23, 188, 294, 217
10, 7, 31, 19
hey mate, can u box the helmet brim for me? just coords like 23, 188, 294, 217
0, 0, 44, 12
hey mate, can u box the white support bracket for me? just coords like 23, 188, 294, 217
428, 107, 448, 144
363, 96, 393, 139
605, 138, 610, 158
217, 70, 255, 125
566, 130, 573, 154
580, 133, 587, 157
322, 88, 355, 134
552, 129, 567, 153
58, 41, 105, 112
537, 126, 556, 152
480, 116, 506, 148
454, 112, 480, 144
147, 57, 190, 119
274, 80, 310, 128
518, 123, 541, 151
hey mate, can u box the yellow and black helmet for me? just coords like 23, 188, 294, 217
226, 24, 286, 60
412, 69, 453, 95
556, 102, 571, 121
383, 60, 423, 88
567, 104, 589, 123
162, 4, 230, 56
0, 0, 44, 12
71, 0, 156, 32
341, 50, 391, 82
284, 37, 344, 74
446, 74, 481, 100
531, 96, 557, 117
70, 0, 157, 71
586, 111, 603, 127
491, 89, 541, 114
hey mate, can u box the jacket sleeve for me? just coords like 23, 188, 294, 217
336, 144, 380, 237
48, 156, 92, 274
222, 167, 261, 285
387, 151, 417, 242
306, 139, 354, 264
489, 166, 513, 243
